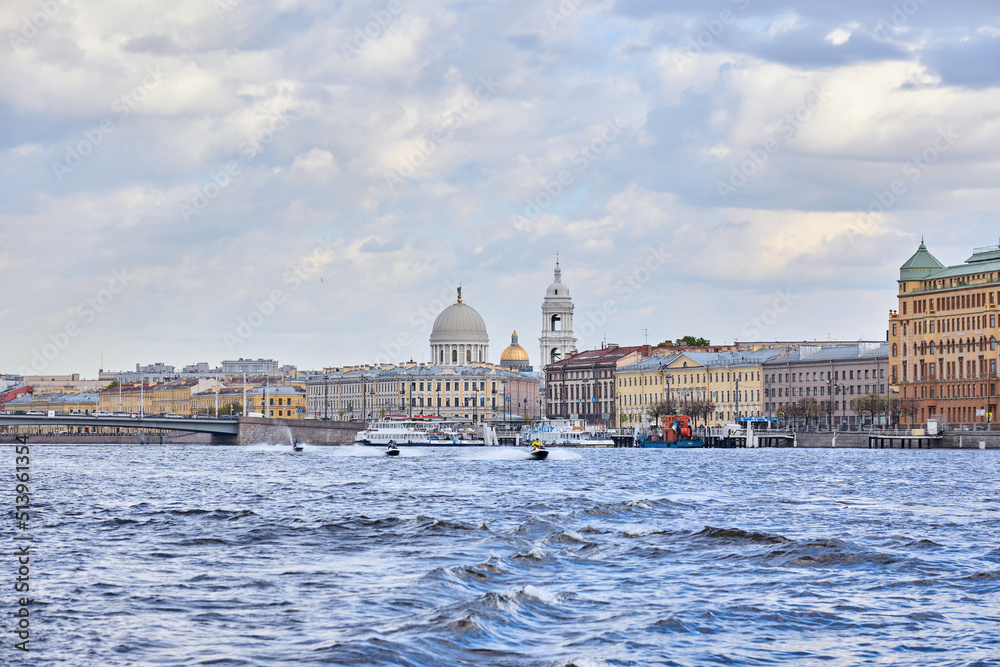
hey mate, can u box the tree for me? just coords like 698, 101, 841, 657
851, 393, 884, 426
674, 335, 711, 347
103, 380, 121, 390
688, 398, 716, 426
897, 397, 919, 427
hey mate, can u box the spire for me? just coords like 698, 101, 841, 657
553, 255, 562, 283
457, 285, 462, 303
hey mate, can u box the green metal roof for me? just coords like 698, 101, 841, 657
899, 241, 944, 281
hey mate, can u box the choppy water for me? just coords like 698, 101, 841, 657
6, 444, 1000, 666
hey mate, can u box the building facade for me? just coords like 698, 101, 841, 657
247, 385, 306, 419
545, 345, 649, 424
764, 343, 891, 427
888, 240, 1000, 427
304, 363, 540, 423
616, 350, 778, 426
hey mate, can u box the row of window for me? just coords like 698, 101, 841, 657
903, 288, 998, 315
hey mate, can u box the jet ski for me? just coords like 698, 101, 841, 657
292, 441, 304, 452
528, 445, 549, 460
385, 444, 400, 457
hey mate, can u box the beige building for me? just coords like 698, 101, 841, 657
889, 239, 1000, 427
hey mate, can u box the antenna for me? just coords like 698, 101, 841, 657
643, 328, 648, 346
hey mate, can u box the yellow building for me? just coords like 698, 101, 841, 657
616, 350, 777, 426
247, 385, 306, 419
616, 356, 671, 425
150, 379, 223, 416
889, 239, 1000, 426
98, 382, 157, 415
190, 388, 244, 416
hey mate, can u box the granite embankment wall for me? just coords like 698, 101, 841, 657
0, 431, 216, 445
236, 418, 363, 446
0, 419, 364, 446
771, 432, 1000, 449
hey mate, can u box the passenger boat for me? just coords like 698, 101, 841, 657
521, 419, 615, 447
354, 415, 485, 446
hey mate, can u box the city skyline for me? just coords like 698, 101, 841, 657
3, 1, 999, 374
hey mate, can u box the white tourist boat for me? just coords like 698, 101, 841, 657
522, 419, 615, 447
354, 415, 485, 446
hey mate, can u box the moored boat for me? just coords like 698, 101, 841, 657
522, 419, 614, 447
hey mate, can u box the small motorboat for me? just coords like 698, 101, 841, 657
292, 441, 304, 452
528, 446, 549, 460
385, 444, 400, 457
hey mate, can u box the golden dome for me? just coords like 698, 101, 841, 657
500, 331, 530, 362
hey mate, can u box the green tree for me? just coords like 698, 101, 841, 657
103, 380, 121, 390
674, 335, 711, 347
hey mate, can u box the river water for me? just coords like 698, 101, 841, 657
7, 444, 1000, 666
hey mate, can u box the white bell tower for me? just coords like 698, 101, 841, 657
539, 255, 577, 414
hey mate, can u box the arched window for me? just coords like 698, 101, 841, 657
929, 342, 935, 354
550, 347, 561, 363
452, 349, 458, 363
440, 350, 444, 363
551, 314, 561, 331
992, 337, 996, 351
466, 349, 472, 362
892, 343, 898, 357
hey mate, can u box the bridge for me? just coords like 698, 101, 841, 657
0, 414, 239, 436
0, 414, 361, 446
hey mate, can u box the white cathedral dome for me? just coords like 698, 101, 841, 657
430, 287, 490, 365
430, 301, 489, 344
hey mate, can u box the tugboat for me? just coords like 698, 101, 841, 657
385, 440, 400, 457
528, 439, 549, 460
638, 415, 704, 448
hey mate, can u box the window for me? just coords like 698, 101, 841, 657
452, 350, 457, 363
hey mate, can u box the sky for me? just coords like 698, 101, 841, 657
2, 0, 999, 377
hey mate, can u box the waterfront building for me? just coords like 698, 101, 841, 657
98, 382, 157, 414
430, 287, 489, 365
500, 331, 532, 372
222, 358, 279, 377
3, 391, 99, 434
616, 349, 778, 426
545, 344, 649, 425
304, 363, 539, 424
246, 385, 306, 419
4, 391, 98, 415
764, 343, 891, 427
150, 379, 223, 416
615, 355, 676, 426
888, 239, 1000, 427
190, 387, 245, 416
